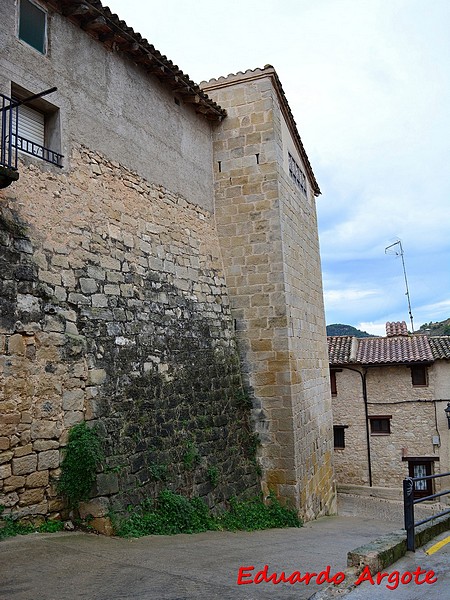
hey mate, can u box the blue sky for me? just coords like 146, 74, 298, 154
106, 0, 450, 335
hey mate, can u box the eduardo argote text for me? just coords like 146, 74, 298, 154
237, 564, 437, 590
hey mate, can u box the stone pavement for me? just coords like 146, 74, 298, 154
0, 515, 396, 600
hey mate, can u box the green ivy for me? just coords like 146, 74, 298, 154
57, 422, 104, 509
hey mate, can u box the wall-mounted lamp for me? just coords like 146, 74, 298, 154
445, 402, 450, 429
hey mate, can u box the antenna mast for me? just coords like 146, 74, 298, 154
385, 240, 414, 332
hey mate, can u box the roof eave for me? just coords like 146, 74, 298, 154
45, 0, 226, 122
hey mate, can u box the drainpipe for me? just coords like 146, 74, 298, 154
337, 365, 372, 487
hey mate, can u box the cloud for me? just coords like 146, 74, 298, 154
357, 321, 387, 336
104, 0, 450, 329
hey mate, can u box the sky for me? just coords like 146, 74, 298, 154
106, 0, 450, 336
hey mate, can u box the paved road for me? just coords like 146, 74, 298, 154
346, 532, 450, 600
0, 515, 395, 600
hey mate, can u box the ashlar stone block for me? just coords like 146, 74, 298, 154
12, 454, 37, 476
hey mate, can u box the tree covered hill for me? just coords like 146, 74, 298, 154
327, 318, 450, 338
326, 324, 374, 337
416, 318, 450, 336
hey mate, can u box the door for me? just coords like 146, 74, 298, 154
408, 461, 432, 499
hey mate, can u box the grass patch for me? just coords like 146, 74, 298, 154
0, 507, 64, 541
114, 490, 301, 537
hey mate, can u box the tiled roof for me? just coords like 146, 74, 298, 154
356, 335, 433, 364
49, 0, 226, 121
327, 322, 445, 366
429, 337, 450, 359
328, 336, 354, 364
386, 321, 409, 337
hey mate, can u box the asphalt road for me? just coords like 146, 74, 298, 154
0, 515, 396, 600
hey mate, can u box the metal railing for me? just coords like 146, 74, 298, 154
0, 93, 18, 170
403, 471, 450, 551
12, 132, 63, 167
0, 90, 63, 169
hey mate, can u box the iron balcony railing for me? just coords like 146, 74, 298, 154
403, 471, 450, 551
0, 91, 63, 169
12, 132, 63, 168
0, 93, 18, 171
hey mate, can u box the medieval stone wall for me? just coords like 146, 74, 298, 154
0, 147, 260, 523
274, 101, 335, 520
0, 0, 215, 210
202, 69, 336, 520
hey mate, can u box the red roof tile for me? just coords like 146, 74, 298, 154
386, 321, 409, 337
327, 336, 354, 364
357, 335, 433, 364
429, 337, 450, 359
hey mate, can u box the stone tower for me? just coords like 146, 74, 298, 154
202, 67, 336, 520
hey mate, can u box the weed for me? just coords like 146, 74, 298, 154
149, 463, 168, 482
218, 491, 301, 531
182, 441, 200, 470
114, 490, 301, 538
207, 466, 219, 487
235, 389, 252, 410
37, 520, 65, 533
0, 507, 64, 540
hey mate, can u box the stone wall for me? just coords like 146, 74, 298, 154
0, 146, 260, 523
332, 365, 448, 491
202, 68, 336, 520
274, 93, 335, 520
0, 0, 215, 210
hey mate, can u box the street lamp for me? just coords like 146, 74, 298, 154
445, 403, 450, 429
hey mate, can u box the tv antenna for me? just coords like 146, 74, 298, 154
385, 240, 414, 332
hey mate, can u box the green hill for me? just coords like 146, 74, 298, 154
326, 324, 374, 338
416, 318, 450, 336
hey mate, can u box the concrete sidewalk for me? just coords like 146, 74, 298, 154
0, 515, 396, 600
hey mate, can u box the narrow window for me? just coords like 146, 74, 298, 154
330, 370, 337, 396
369, 416, 391, 435
411, 365, 427, 386
288, 151, 307, 196
18, 0, 47, 54
333, 426, 346, 449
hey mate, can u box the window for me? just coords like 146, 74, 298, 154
288, 152, 307, 196
411, 365, 428, 387
18, 0, 47, 54
333, 426, 347, 449
330, 370, 337, 396
369, 416, 391, 435
11, 84, 62, 167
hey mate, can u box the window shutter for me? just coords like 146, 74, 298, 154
12, 103, 45, 147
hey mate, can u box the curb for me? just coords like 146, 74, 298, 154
308, 513, 450, 599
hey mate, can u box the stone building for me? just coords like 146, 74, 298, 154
329, 321, 450, 499
0, 0, 335, 526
